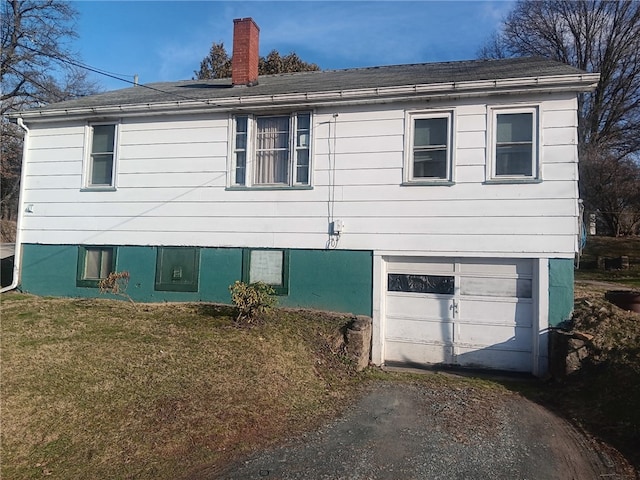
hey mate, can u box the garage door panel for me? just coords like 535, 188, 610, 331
455, 347, 531, 371
459, 299, 532, 326
385, 340, 453, 365
386, 294, 453, 319
386, 257, 455, 274
386, 317, 453, 344
460, 277, 532, 298
458, 259, 533, 276
456, 324, 533, 351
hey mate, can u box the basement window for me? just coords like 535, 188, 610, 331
242, 249, 289, 295
77, 246, 116, 287
155, 247, 200, 292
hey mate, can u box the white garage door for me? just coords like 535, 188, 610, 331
385, 257, 534, 372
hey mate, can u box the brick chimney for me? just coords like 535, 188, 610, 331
232, 18, 260, 86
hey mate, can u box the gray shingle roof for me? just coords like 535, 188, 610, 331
24, 56, 590, 113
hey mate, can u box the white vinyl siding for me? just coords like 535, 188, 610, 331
19, 94, 579, 257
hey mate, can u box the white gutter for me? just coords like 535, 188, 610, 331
11, 73, 601, 122
1, 118, 29, 293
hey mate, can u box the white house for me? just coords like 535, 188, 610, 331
7, 18, 599, 375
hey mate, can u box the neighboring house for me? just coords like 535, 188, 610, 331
8, 18, 599, 375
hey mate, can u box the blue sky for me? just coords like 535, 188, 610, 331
72, 1, 515, 91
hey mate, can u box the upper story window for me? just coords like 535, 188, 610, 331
84, 123, 118, 189
489, 107, 539, 181
404, 111, 453, 184
231, 112, 311, 188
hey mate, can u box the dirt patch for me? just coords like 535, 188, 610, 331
538, 282, 640, 476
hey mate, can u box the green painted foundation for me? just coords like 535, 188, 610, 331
548, 258, 574, 327
19, 244, 372, 316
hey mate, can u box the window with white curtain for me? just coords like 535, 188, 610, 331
232, 113, 311, 187
242, 248, 289, 294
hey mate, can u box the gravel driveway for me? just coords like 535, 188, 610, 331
196, 381, 629, 480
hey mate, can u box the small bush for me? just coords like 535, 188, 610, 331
98, 271, 134, 304
229, 281, 277, 323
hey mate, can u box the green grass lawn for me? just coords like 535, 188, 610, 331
1, 295, 369, 479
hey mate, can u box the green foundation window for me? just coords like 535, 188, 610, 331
242, 249, 289, 295
155, 247, 200, 292
77, 246, 116, 287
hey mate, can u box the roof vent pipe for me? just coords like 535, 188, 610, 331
232, 17, 260, 86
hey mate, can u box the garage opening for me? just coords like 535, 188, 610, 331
384, 257, 534, 372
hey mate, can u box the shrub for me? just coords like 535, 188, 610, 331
229, 281, 277, 323
98, 271, 134, 304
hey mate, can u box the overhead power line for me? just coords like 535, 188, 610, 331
18, 44, 210, 104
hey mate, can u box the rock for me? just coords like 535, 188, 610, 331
549, 329, 592, 378
344, 315, 372, 371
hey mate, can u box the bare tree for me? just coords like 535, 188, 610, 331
480, 0, 640, 235
1, 0, 100, 235
195, 42, 319, 80
580, 145, 640, 236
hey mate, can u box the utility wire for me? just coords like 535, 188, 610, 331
18, 44, 216, 104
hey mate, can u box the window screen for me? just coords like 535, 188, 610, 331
155, 247, 200, 292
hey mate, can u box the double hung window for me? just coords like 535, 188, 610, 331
490, 107, 538, 180
405, 111, 453, 184
85, 123, 118, 188
232, 113, 311, 187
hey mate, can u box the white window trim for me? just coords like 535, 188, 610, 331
403, 110, 455, 185
82, 120, 120, 191
228, 112, 313, 189
486, 105, 541, 183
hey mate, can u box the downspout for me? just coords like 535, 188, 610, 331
1, 117, 29, 293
